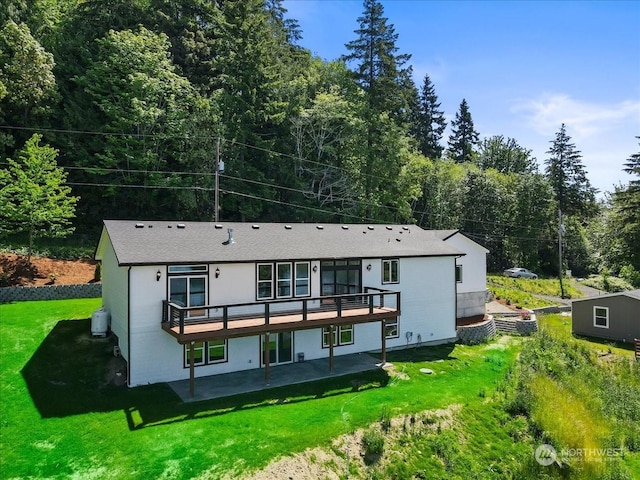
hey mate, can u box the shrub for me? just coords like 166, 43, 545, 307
362, 427, 385, 458
582, 275, 633, 293
379, 404, 392, 432
619, 264, 640, 288
93, 263, 101, 282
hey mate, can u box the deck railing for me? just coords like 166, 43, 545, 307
162, 287, 399, 336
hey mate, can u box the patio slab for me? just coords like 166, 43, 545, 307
168, 352, 383, 402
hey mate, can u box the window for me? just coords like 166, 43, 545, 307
184, 340, 227, 367
382, 259, 399, 284
168, 266, 208, 308
385, 318, 399, 339
295, 262, 310, 296
258, 262, 310, 299
257, 263, 274, 299
455, 265, 463, 283
593, 306, 609, 328
322, 325, 354, 348
277, 262, 292, 298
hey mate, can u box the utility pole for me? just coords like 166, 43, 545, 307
558, 208, 565, 298
215, 137, 220, 222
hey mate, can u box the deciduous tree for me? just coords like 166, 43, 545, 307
0, 20, 57, 157
476, 135, 537, 174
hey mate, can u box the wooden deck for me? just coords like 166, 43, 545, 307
162, 305, 398, 343
161, 289, 400, 343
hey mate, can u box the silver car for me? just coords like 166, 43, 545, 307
503, 268, 538, 279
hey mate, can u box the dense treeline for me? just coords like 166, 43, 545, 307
1, 0, 638, 280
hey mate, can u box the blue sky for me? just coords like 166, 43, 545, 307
282, 0, 640, 197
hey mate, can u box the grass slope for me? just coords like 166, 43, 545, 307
487, 275, 584, 309
1, 299, 519, 480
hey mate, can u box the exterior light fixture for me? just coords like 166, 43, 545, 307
312, 265, 318, 273
367, 264, 372, 271
156, 270, 162, 282
215, 267, 221, 278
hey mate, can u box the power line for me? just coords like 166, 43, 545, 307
2, 128, 556, 232
65, 181, 376, 222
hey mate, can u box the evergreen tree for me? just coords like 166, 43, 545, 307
447, 98, 479, 163
342, 0, 413, 219
611, 138, 640, 271
0, 134, 78, 264
414, 74, 446, 159
544, 123, 596, 217
342, 0, 411, 120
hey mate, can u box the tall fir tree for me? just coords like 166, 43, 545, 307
414, 74, 446, 159
447, 98, 479, 163
342, 0, 413, 219
611, 138, 640, 271
544, 123, 596, 217
342, 0, 411, 120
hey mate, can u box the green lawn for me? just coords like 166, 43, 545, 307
0, 299, 521, 480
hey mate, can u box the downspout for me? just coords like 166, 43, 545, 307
127, 266, 132, 387
454, 257, 461, 327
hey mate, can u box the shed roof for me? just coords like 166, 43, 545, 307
572, 289, 640, 303
97, 220, 464, 266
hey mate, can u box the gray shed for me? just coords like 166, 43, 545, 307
571, 289, 640, 344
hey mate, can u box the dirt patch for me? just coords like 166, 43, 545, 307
236, 405, 461, 480
0, 253, 98, 287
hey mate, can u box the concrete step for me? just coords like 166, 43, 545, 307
494, 319, 520, 334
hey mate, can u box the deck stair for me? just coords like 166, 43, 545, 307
635, 339, 640, 361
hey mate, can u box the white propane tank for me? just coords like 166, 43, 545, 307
91, 308, 110, 337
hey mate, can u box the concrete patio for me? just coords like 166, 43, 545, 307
168, 352, 383, 402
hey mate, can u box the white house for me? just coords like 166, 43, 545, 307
435, 230, 489, 320
95, 221, 465, 392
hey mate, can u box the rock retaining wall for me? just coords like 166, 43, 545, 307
457, 317, 496, 345
0, 284, 102, 303
516, 318, 538, 335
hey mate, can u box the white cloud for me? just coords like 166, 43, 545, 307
513, 93, 640, 140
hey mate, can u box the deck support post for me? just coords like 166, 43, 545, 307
189, 341, 195, 397
329, 325, 334, 372
381, 320, 387, 366
264, 333, 270, 385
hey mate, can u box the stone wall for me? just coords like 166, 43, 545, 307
0, 284, 102, 303
516, 317, 538, 335
457, 317, 496, 345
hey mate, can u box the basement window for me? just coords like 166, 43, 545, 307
184, 340, 227, 367
322, 325, 354, 348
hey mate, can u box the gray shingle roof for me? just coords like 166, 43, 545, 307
572, 289, 640, 303
98, 220, 464, 266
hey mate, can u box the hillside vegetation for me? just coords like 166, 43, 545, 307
2, 1, 639, 281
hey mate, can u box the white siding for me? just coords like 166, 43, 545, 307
99, 239, 129, 362
123, 256, 456, 386
444, 233, 488, 318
